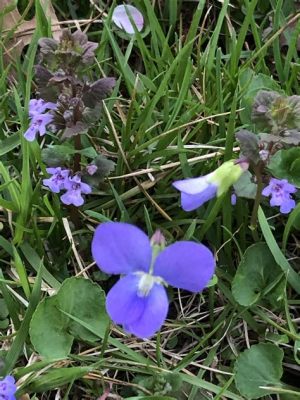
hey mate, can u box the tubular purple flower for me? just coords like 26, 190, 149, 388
60, 175, 92, 206
28, 98, 57, 117
262, 178, 297, 214
0, 375, 17, 400
24, 112, 54, 141
173, 160, 248, 211
92, 222, 215, 338
43, 167, 70, 193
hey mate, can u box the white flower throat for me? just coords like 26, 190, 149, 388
136, 272, 165, 297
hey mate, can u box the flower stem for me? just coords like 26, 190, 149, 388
70, 134, 82, 228
73, 134, 81, 172
250, 163, 264, 231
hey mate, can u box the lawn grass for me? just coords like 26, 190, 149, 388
0, 0, 300, 398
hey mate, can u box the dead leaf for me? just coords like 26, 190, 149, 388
0, 0, 62, 63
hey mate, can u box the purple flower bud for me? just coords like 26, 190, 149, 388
24, 113, 54, 141
112, 5, 144, 34
259, 149, 269, 161
150, 229, 166, 249
60, 175, 92, 207
262, 178, 297, 214
86, 164, 98, 176
43, 167, 70, 193
0, 375, 17, 400
231, 193, 237, 206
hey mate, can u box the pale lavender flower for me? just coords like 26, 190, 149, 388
28, 98, 56, 117
60, 175, 92, 206
112, 5, 144, 34
43, 167, 70, 193
92, 222, 215, 338
0, 375, 17, 400
24, 112, 54, 142
262, 178, 297, 214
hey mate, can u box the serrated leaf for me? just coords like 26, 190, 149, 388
82, 78, 116, 108
268, 148, 300, 187
42, 145, 72, 167
239, 70, 282, 126
235, 129, 260, 164
234, 343, 284, 399
232, 243, 283, 307
84, 154, 115, 186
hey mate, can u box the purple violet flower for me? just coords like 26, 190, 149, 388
24, 112, 54, 142
262, 178, 297, 214
92, 222, 215, 338
60, 175, 92, 207
173, 173, 217, 211
0, 375, 17, 400
43, 167, 70, 193
28, 98, 57, 117
173, 160, 248, 212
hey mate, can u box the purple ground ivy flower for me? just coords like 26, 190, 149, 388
24, 112, 54, 141
173, 160, 248, 211
60, 175, 92, 206
43, 167, 70, 193
262, 178, 297, 214
0, 375, 17, 400
28, 98, 56, 117
92, 222, 215, 338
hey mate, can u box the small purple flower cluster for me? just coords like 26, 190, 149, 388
43, 167, 92, 207
0, 375, 17, 400
262, 178, 297, 214
24, 99, 56, 142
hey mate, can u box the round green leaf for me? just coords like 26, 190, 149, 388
29, 296, 73, 359
235, 343, 284, 399
57, 277, 109, 342
232, 243, 283, 307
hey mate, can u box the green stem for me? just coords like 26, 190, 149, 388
250, 163, 264, 232
69, 135, 82, 229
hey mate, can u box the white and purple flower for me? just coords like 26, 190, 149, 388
92, 222, 215, 338
262, 178, 297, 214
0, 375, 17, 400
60, 175, 92, 207
173, 160, 248, 211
